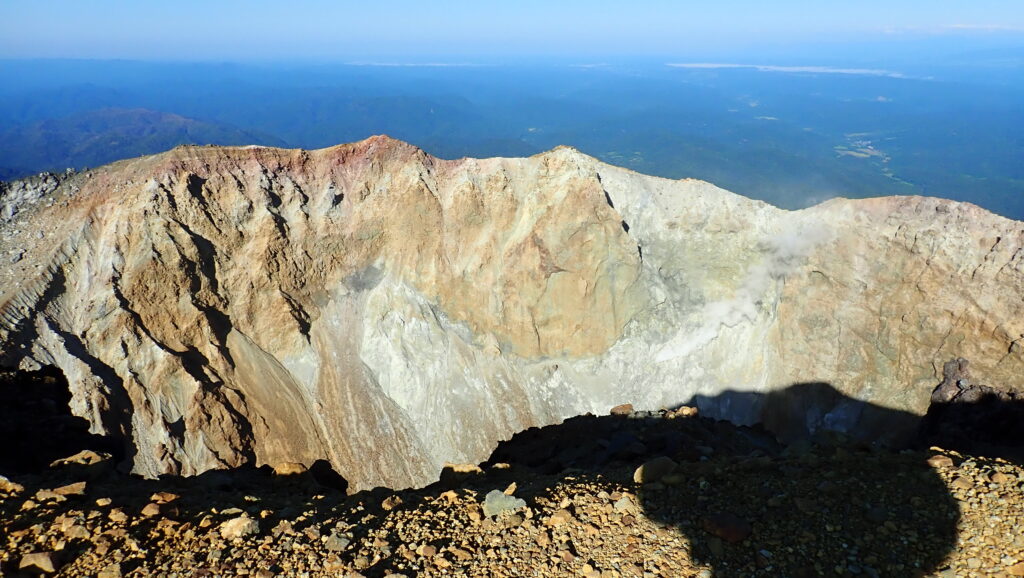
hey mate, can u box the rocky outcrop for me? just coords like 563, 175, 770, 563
919, 358, 1024, 460
1, 136, 1022, 490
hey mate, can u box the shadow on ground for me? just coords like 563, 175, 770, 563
919, 358, 1024, 463
2, 363, 1023, 576
0, 367, 124, 473
485, 382, 966, 577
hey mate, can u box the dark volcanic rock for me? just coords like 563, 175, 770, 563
920, 358, 1024, 460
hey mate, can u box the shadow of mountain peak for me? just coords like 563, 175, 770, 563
484, 381, 961, 577
6, 367, 1024, 576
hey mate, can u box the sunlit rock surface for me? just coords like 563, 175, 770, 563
1, 136, 1022, 490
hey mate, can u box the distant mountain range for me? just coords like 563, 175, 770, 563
0, 108, 284, 179
1, 60, 1021, 219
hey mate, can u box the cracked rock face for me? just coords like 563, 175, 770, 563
1, 136, 1022, 491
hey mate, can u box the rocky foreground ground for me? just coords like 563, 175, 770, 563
2, 404, 1023, 578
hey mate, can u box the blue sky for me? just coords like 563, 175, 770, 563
2, 0, 1022, 61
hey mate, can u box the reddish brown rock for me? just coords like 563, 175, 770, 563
610, 403, 634, 416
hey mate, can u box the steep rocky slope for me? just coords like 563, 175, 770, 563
1, 136, 1022, 490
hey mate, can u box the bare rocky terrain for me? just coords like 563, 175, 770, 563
2, 396, 1023, 578
2, 138, 1023, 576
3, 360, 1024, 577
1, 137, 1022, 492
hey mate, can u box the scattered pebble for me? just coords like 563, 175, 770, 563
0, 408, 1020, 577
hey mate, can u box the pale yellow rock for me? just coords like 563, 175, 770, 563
991, 472, 1015, 485
634, 456, 678, 484
927, 455, 955, 469
53, 482, 86, 496
273, 462, 308, 476
19, 552, 58, 573
150, 491, 179, 503
50, 450, 110, 467
0, 475, 25, 495
219, 515, 260, 540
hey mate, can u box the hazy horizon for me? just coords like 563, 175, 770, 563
2, 0, 1024, 61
